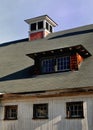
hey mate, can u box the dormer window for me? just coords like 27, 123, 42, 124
41, 56, 70, 73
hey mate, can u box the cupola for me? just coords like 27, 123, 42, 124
25, 15, 57, 41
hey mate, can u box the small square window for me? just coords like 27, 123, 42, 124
66, 102, 84, 119
4, 105, 18, 120
33, 104, 48, 119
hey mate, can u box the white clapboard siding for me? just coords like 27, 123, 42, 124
0, 95, 93, 130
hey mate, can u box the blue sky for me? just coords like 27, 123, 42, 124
0, 0, 93, 43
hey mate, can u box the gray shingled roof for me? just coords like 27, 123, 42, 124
0, 24, 93, 93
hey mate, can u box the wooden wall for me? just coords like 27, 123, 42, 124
0, 95, 93, 130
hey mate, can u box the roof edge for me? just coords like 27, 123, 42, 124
0, 38, 28, 47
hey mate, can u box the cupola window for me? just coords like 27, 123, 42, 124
30, 23, 36, 31
50, 25, 53, 32
33, 104, 48, 119
46, 22, 49, 30
25, 15, 57, 40
38, 21, 43, 29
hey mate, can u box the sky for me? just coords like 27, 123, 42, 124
0, 0, 93, 43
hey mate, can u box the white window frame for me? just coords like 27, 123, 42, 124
66, 102, 84, 118
41, 56, 70, 73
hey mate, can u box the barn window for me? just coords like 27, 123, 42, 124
41, 56, 70, 74
33, 104, 48, 119
66, 102, 84, 119
4, 105, 18, 120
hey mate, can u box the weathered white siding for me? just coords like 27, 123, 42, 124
0, 95, 93, 130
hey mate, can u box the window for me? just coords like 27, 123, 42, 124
42, 58, 54, 73
56, 57, 70, 71
33, 104, 48, 119
46, 22, 49, 30
66, 102, 84, 118
31, 23, 36, 31
38, 21, 43, 29
4, 105, 18, 120
41, 56, 70, 73
50, 25, 52, 32
46, 22, 52, 32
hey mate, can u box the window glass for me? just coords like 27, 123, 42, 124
4, 105, 18, 120
42, 58, 54, 73
38, 21, 43, 29
33, 104, 48, 119
66, 102, 84, 118
41, 56, 70, 73
31, 23, 36, 31
46, 22, 49, 30
50, 25, 52, 32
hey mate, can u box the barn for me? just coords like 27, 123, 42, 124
0, 15, 93, 130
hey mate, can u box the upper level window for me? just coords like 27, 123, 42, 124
4, 105, 18, 120
41, 56, 70, 74
50, 25, 53, 32
66, 102, 84, 119
31, 23, 36, 31
46, 22, 49, 30
33, 104, 48, 119
38, 21, 43, 29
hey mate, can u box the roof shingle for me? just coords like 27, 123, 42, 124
0, 24, 93, 93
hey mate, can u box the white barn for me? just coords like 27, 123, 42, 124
0, 15, 93, 130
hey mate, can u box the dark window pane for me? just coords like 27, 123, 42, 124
38, 21, 43, 29
46, 22, 49, 30
56, 56, 70, 71
41, 56, 70, 74
4, 106, 17, 120
42, 59, 54, 73
33, 104, 48, 119
50, 25, 52, 32
66, 102, 83, 118
31, 23, 36, 31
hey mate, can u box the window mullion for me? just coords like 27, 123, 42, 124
41, 56, 70, 74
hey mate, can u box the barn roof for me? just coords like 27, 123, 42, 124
0, 24, 93, 94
